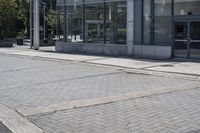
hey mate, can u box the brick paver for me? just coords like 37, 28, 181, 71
29, 88, 200, 133
0, 122, 12, 133
1, 53, 200, 133
0, 54, 199, 111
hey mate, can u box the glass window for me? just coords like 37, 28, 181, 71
57, 0, 65, 5
154, 0, 172, 46
143, 0, 152, 44
64, 0, 127, 5
174, 0, 200, 15
67, 5, 83, 42
85, 3, 104, 43
57, 6, 65, 41
111, 1, 127, 44
57, 0, 127, 45
85, 1, 127, 44
106, 1, 127, 44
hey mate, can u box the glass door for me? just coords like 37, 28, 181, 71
190, 21, 200, 58
174, 20, 200, 59
174, 21, 189, 58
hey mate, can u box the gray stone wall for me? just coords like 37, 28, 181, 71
56, 42, 127, 56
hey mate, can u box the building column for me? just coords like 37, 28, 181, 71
33, 0, 40, 50
30, 0, 33, 48
127, 0, 134, 55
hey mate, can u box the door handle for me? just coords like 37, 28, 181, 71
188, 37, 192, 44
184, 37, 188, 45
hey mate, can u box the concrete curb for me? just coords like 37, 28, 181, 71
0, 104, 43, 133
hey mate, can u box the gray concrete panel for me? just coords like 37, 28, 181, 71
134, 45, 172, 59
56, 42, 127, 56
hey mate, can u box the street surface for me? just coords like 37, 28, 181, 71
0, 122, 12, 133
0, 48, 200, 133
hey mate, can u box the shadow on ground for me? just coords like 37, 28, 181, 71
0, 122, 12, 133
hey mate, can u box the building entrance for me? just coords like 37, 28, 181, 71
174, 20, 200, 58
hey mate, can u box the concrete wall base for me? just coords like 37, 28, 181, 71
56, 42, 172, 59
134, 45, 172, 59
56, 42, 128, 56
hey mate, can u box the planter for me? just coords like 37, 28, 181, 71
0, 40, 13, 47
17, 38, 23, 45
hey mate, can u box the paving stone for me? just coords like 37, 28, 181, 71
0, 122, 12, 133
0, 55, 199, 110
1, 53, 200, 133
29, 88, 200, 133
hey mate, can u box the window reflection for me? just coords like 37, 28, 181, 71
67, 5, 83, 42
57, 0, 127, 45
154, 0, 172, 46
174, 0, 200, 15
84, 1, 127, 44
143, 0, 152, 44
57, 6, 65, 41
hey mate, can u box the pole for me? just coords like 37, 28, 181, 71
33, 0, 40, 50
30, 0, 33, 48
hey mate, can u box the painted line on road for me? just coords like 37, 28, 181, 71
0, 104, 43, 133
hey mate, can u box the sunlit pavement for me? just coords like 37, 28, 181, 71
0, 47, 200, 133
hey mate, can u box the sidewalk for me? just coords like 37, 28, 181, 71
0, 46, 200, 76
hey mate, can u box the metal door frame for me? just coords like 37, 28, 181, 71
173, 17, 200, 58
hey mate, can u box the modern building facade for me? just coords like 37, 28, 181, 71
56, 0, 200, 59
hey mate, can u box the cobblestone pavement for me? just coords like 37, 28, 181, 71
1, 53, 200, 133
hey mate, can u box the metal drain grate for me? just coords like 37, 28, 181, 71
0, 122, 12, 133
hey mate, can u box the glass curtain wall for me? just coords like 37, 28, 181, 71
143, 0, 152, 44
57, 6, 65, 41
111, 2, 127, 44
174, 0, 200, 15
67, 5, 83, 42
143, 0, 172, 46
85, 3, 104, 43
57, 0, 127, 44
143, 0, 200, 46
154, 0, 172, 46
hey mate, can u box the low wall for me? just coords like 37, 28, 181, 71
56, 42, 127, 56
134, 45, 172, 59
0, 39, 13, 47
56, 42, 172, 59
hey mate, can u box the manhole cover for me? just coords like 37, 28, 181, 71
160, 64, 175, 67
0, 122, 12, 133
